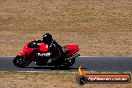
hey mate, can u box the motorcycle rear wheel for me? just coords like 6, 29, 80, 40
55, 65, 70, 70
54, 58, 75, 69
13, 56, 31, 68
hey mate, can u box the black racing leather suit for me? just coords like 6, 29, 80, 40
35, 40, 63, 64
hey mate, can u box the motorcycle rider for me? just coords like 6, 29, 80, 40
35, 33, 63, 65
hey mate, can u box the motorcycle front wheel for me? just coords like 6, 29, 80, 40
13, 56, 31, 68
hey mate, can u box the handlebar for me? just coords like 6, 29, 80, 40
27, 41, 38, 48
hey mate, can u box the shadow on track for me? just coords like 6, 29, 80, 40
25, 66, 87, 70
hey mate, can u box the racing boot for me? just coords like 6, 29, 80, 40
47, 59, 53, 65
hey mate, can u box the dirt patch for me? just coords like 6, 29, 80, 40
0, 0, 132, 56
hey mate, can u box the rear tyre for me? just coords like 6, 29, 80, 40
54, 58, 75, 70
55, 62, 71, 70
69, 58, 75, 66
13, 56, 31, 68
54, 65, 70, 70
60, 65, 70, 70
62, 58, 75, 68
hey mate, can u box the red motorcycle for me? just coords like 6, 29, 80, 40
13, 40, 80, 68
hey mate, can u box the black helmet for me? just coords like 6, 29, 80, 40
42, 33, 53, 44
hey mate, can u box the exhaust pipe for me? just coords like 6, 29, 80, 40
66, 53, 80, 60
72, 53, 80, 58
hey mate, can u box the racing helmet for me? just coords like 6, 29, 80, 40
42, 33, 53, 44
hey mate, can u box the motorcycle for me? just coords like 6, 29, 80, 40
13, 40, 80, 69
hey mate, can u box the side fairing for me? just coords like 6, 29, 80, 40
66, 44, 79, 56
39, 43, 49, 52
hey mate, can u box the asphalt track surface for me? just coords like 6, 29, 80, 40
0, 57, 132, 72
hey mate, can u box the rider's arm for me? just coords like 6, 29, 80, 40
34, 40, 43, 43
53, 41, 63, 57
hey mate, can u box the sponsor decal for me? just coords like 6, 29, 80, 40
37, 53, 51, 57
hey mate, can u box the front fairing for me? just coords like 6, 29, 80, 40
18, 41, 49, 57
18, 41, 38, 56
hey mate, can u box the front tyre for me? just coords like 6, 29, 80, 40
13, 56, 31, 68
